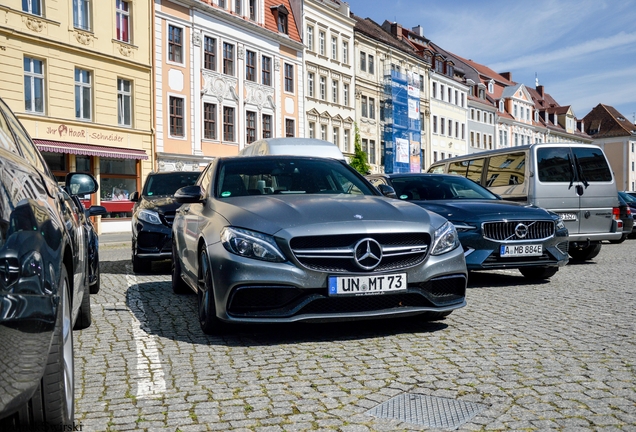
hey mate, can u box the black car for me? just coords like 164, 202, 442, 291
612, 192, 634, 243
368, 173, 569, 280
0, 97, 98, 429
130, 171, 200, 273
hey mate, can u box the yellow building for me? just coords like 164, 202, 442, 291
0, 0, 153, 233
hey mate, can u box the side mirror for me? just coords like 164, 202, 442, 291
129, 191, 140, 202
174, 185, 205, 203
377, 184, 397, 199
88, 205, 108, 217
65, 172, 98, 195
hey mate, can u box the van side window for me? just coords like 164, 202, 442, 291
428, 165, 445, 174
487, 153, 525, 186
537, 148, 573, 182
448, 159, 484, 183
572, 147, 612, 182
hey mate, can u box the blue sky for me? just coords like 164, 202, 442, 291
345, 0, 636, 124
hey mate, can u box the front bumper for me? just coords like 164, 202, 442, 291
133, 220, 173, 260
206, 241, 467, 324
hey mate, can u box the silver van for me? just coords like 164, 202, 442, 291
428, 143, 622, 261
240, 137, 345, 160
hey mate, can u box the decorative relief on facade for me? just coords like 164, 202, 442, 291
306, 64, 318, 72
238, 46, 245, 60
23, 16, 44, 32
175, 161, 184, 171
319, 68, 329, 76
245, 82, 275, 110
74, 30, 94, 46
117, 43, 133, 57
193, 32, 201, 47
274, 59, 280, 71
342, 76, 351, 84
202, 70, 239, 103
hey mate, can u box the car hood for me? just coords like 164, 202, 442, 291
213, 194, 446, 235
137, 196, 181, 213
411, 199, 554, 223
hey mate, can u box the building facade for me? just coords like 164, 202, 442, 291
0, 0, 154, 233
155, 0, 304, 172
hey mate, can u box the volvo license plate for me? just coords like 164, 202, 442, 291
500, 244, 542, 257
328, 273, 407, 296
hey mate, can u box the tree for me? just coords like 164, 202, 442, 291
349, 124, 371, 174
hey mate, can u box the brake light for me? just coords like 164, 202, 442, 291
613, 207, 621, 219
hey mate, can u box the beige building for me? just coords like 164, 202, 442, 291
0, 0, 154, 233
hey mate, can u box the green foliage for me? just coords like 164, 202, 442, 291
349, 125, 371, 174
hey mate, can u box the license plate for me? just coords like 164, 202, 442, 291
500, 244, 543, 257
558, 212, 578, 221
328, 273, 407, 296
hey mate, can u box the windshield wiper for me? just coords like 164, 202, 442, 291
573, 154, 589, 189
566, 154, 575, 190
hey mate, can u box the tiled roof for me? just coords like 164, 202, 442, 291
352, 15, 418, 56
526, 87, 560, 109
583, 104, 636, 138
263, 0, 302, 43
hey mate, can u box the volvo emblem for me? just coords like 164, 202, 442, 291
515, 223, 529, 239
353, 238, 383, 270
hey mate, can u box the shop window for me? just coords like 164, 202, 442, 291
42, 152, 68, 183
100, 157, 138, 219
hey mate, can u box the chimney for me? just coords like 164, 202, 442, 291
391, 22, 403, 40
537, 85, 544, 98
500, 72, 512, 81
412, 25, 424, 37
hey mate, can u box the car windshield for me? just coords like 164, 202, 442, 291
390, 175, 498, 201
143, 172, 201, 196
215, 157, 376, 198
619, 191, 636, 204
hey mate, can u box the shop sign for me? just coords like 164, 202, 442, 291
45, 124, 125, 143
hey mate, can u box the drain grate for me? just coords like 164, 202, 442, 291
366, 393, 488, 430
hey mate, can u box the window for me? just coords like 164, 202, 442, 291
235, 0, 241, 15
362, 139, 368, 160
115, 1, 130, 43
319, 76, 326, 100
308, 122, 315, 139
448, 87, 452, 103
440, 85, 445, 101
488, 80, 494, 93
461, 93, 465, 107
218, 0, 225, 8
321, 124, 327, 140
489, 135, 493, 149
332, 127, 339, 146
249, 0, 256, 20
74, 68, 91, 120
433, 151, 438, 162
361, 96, 368, 118
432, 82, 437, 99
440, 117, 445, 135
307, 26, 314, 51
277, 8, 288, 34
262, 56, 271, 86
331, 37, 337, 60
203, 103, 216, 139
223, 106, 235, 141
262, 114, 272, 138
368, 54, 374, 74
117, 78, 132, 127
246, 111, 256, 144
432, 115, 437, 134
477, 111, 481, 122
470, 131, 475, 147
342, 41, 348, 64
369, 98, 375, 119
24, 57, 44, 113
169, 96, 184, 137
344, 129, 350, 152
360, 51, 366, 72
245, 50, 256, 82
168, 25, 183, 63
204, 36, 216, 71
319, 31, 325, 56
332, 80, 338, 103
454, 121, 458, 138
307, 72, 314, 98
419, 75, 424, 92
284, 63, 294, 93
514, 105, 518, 118
447, 119, 452, 136
454, 90, 458, 106
343, 83, 349, 107
73, 0, 91, 31
420, 112, 425, 131
223, 42, 234, 75
285, 119, 295, 137
514, 133, 518, 146
462, 123, 465, 139
369, 140, 376, 164
23, 0, 42, 15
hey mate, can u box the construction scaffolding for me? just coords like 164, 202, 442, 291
382, 70, 421, 173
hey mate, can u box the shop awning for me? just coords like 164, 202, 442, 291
33, 139, 149, 160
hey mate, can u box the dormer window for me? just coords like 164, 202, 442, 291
271, 4, 289, 34
488, 80, 494, 93
447, 64, 453, 77
499, 100, 504, 112
534, 110, 539, 122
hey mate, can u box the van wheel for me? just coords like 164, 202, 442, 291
519, 267, 558, 280
609, 234, 627, 244
568, 243, 602, 261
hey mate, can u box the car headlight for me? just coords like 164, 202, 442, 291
556, 217, 566, 230
431, 221, 460, 255
137, 209, 162, 225
221, 227, 286, 262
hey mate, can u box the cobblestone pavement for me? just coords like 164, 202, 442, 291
74, 238, 636, 431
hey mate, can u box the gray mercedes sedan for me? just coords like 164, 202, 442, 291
171, 155, 467, 334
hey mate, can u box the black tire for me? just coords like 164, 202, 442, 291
519, 266, 559, 280
568, 243, 602, 261
609, 234, 627, 244
172, 241, 190, 294
89, 260, 100, 294
197, 249, 224, 335
73, 281, 91, 330
132, 253, 151, 273
10, 267, 75, 429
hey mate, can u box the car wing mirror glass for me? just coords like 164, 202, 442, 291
175, 185, 205, 203
88, 205, 108, 217
377, 184, 397, 198
129, 191, 140, 202
65, 172, 98, 195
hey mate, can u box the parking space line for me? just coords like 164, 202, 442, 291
126, 269, 166, 399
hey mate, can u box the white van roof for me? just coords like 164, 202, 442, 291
239, 138, 345, 160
